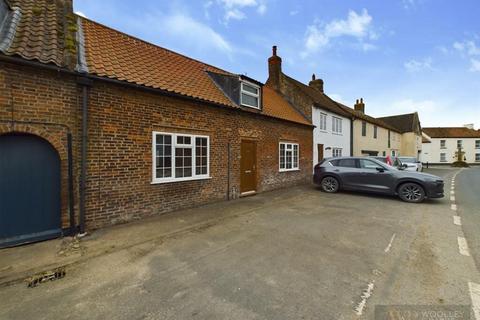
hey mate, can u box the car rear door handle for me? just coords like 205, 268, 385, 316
245, 170, 252, 173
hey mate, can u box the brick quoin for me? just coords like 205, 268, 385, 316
0, 61, 313, 231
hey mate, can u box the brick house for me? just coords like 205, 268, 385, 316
265, 47, 352, 166
0, 0, 312, 247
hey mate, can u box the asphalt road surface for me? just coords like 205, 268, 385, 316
1, 167, 480, 320
457, 167, 480, 272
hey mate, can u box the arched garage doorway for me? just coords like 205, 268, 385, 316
0, 133, 62, 247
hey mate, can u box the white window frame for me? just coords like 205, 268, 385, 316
440, 153, 447, 162
476, 153, 480, 162
440, 140, 446, 149
332, 148, 342, 157
279, 142, 299, 172
319, 112, 327, 131
240, 81, 261, 109
152, 132, 210, 184
476, 140, 480, 149
457, 140, 463, 149
332, 116, 342, 134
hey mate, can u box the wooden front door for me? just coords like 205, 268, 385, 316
240, 140, 257, 194
317, 144, 324, 164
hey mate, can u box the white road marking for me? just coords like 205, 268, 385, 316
451, 196, 456, 201
469, 282, 480, 320
450, 190, 455, 195
354, 281, 375, 316
453, 216, 462, 226
451, 204, 457, 211
384, 234, 396, 253
458, 237, 470, 256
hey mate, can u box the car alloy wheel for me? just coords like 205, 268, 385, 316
399, 183, 425, 203
321, 177, 339, 193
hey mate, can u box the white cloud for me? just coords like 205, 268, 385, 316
225, 9, 246, 21
289, 10, 299, 16
257, 3, 267, 15
470, 59, 480, 72
75, 11, 87, 18
404, 57, 433, 73
453, 40, 480, 56
217, 0, 267, 22
390, 99, 437, 114
163, 13, 232, 53
453, 39, 480, 72
302, 9, 377, 56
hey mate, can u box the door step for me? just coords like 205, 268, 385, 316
240, 190, 257, 197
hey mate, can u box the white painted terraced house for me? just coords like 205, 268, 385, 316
421, 124, 480, 164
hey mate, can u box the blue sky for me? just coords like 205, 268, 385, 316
74, 0, 480, 127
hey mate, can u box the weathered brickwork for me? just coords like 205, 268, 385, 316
0, 61, 80, 230
0, 61, 313, 231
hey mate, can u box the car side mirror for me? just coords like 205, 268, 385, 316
376, 167, 385, 173
402, 164, 408, 168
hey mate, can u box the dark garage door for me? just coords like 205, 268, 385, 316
0, 133, 62, 248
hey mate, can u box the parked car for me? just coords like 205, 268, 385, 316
398, 157, 423, 172
313, 157, 444, 203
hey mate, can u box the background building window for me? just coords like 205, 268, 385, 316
332, 148, 342, 157
332, 117, 342, 134
240, 81, 260, 109
440, 153, 447, 162
279, 142, 299, 171
153, 132, 209, 183
373, 126, 378, 139
362, 121, 367, 136
457, 140, 463, 149
476, 140, 480, 149
319, 113, 327, 131
440, 140, 446, 149
476, 153, 480, 162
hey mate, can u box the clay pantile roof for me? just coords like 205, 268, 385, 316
0, 0, 77, 68
283, 75, 351, 118
378, 112, 420, 133
81, 18, 310, 126
262, 86, 310, 126
423, 127, 480, 138
81, 18, 234, 107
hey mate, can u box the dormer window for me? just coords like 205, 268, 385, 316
240, 81, 260, 109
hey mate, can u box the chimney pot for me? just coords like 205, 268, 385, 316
354, 98, 365, 113
268, 45, 282, 90
308, 76, 324, 93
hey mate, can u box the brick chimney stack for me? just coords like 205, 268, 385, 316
268, 45, 282, 90
308, 74, 324, 93
354, 98, 365, 113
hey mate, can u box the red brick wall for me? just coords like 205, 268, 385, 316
1, 61, 313, 231
0, 61, 80, 230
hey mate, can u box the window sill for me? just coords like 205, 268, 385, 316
151, 176, 212, 184
279, 168, 300, 173
240, 103, 260, 110
332, 132, 343, 136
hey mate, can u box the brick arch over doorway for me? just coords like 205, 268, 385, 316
0, 123, 74, 236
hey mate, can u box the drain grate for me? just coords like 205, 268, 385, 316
26, 267, 66, 288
